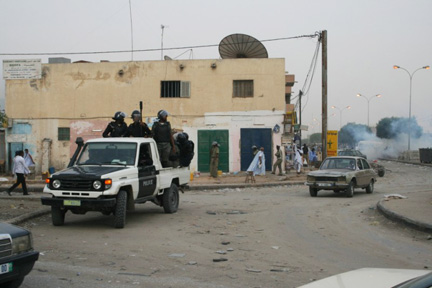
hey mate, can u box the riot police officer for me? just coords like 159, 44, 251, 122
152, 110, 175, 167
102, 111, 128, 137
125, 110, 152, 137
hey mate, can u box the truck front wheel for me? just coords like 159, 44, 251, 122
51, 207, 65, 226
114, 190, 127, 228
163, 183, 179, 213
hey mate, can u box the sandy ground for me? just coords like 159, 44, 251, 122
2, 161, 431, 288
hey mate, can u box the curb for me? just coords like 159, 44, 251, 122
188, 181, 305, 191
377, 199, 432, 233
380, 158, 432, 168
6, 207, 50, 226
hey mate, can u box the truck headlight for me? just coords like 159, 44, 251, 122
93, 180, 102, 190
52, 179, 61, 189
12, 234, 32, 254
307, 176, 315, 182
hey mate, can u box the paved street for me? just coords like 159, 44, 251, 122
15, 161, 432, 287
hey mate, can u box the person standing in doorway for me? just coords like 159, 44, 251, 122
6, 151, 30, 196
210, 141, 219, 178
24, 149, 35, 167
271, 145, 283, 176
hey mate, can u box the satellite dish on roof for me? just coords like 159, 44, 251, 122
219, 34, 268, 59
164, 55, 172, 60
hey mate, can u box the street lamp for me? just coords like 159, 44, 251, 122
393, 65, 430, 152
356, 93, 382, 127
331, 105, 351, 130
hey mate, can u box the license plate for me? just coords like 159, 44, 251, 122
317, 183, 332, 187
64, 200, 81, 206
0, 263, 12, 275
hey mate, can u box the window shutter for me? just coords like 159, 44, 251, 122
180, 81, 190, 98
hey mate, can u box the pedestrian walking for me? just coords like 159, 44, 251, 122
294, 146, 303, 175
271, 145, 283, 175
152, 110, 175, 167
309, 148, 318, 169
103, 111, 128, 137
247, 147, 266, 176
303, 143, 309, 167
210, 141, 219, 178
6, 151, 30, 196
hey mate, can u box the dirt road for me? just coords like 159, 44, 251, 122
18, 161, 432, 287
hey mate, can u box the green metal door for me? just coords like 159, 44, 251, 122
198, 130, 229, 172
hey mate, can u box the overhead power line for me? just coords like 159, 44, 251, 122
0, 34, 318, 56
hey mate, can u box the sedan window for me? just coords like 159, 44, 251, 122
361, 159, 370, 169
357, 159, 363, 170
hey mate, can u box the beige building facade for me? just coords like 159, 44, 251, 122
4, 58, 293, 174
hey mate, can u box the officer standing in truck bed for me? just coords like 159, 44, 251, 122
125, 110, 152, 138
103, 111, 128, 137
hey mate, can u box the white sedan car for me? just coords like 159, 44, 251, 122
297, 268, 432, 288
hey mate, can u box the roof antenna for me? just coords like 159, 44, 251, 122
161, 24, 169, 60
129, 0, 134, 61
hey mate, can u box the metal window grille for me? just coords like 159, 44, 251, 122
233, 80, 254, 97
161, 81, 190, 98
58, 127, 70, 141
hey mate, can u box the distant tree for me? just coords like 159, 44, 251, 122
309, 133, 322, 144
0, 108, 7, 127
338, 123, 372, 148
376, 117, 422, 139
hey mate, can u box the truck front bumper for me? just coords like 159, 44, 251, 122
41, 197, 116, 210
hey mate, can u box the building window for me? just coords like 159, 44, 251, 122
58, 127, 70, 141
233, 80, 254, 97
161, 81, 190, 98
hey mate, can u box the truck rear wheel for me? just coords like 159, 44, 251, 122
114, 190, 127, 228
51, 207, 65, 226
163, 183, 179, 213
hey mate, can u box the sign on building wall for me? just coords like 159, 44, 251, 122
327, 130, 338, 157
3, 59, 42, 79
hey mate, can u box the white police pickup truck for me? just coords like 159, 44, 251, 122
41, 137, 190, 228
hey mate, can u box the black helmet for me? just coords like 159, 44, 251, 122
177, 133, 187, 144
157, 110, 169, 119
112, 111, 126, 120
183, 132, 189, 140
131, 110, 141, 119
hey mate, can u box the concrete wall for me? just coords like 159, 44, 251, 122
5, 58, 288, 173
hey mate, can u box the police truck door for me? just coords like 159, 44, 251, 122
137, 143, 157, 198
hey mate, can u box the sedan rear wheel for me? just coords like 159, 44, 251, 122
366, 180, 374, 194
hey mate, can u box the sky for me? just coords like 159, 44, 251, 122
1, 0, 432, 136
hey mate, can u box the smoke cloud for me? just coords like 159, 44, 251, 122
342, 118, 431, 160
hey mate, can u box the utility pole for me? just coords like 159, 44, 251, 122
321, 30, 328, 160
299, 90, 303, 147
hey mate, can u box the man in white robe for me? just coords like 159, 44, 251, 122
294, 146, 303, 174
247, 147, 266, 176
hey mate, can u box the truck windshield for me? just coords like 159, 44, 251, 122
76, 142, 137, 166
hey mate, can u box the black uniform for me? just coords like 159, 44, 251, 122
103, 122, 128, 137
125, 122, 152, 137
